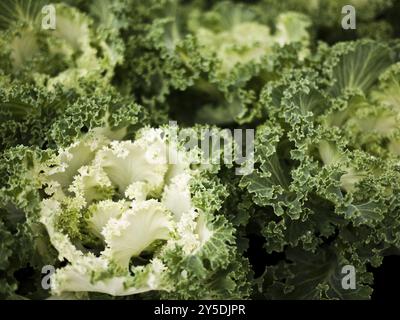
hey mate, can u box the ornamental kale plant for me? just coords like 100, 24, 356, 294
1, 0, 400, 300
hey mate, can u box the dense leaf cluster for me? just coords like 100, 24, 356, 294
1, 0, 400, 300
